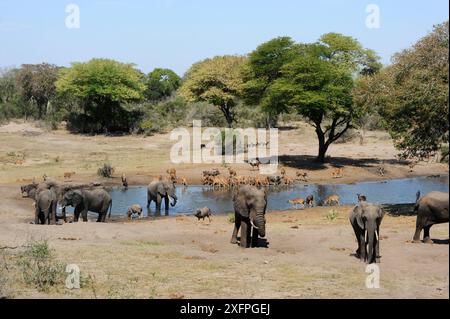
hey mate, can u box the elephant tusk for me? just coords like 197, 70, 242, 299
365, 230, 368, 243
375, 230, 379, 241
250, 219, 259, 229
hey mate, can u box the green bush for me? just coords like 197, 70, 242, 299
17, 240, 65, 292
326, 209, 338, 221
440, 145, 449, 163
227, 213, 235, 224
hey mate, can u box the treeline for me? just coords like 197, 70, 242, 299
0, 22, 448, 162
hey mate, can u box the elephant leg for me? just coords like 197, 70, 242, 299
96, 214, 102, 223
358, 233, 366, 262
240, 220, 250, 248
50, 202, 57, 225
82, 209, 88, 222
251, 226, 259, 247
413, 225, 423, 243
423, 225, 433, 243
74, 207, 81, 222
62, 207, 67, 223
34, 205, 40, 225
230, 213, 241, 244
102, 212, 107, 222
156, 195, 162, 213
164, 196, 169, 215
351, 224, 361, 258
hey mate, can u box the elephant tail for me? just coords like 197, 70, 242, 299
108, 201, 113, 218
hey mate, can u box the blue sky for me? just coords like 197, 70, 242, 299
0, 0, 448, 75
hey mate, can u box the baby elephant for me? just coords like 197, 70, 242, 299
194, 207, 212, 222
127, 204, 143, 219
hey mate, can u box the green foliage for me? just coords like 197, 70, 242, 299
326, 209, 338, 221
240, 34, 381, 161
97, 163, 115, 178
241, 37, 295, 125
145, 68, 181, 102
15, 63, 59, 119
56, 59, 145, 133
354, 21, 449, 159
227, 213, 235, 224
17, 240, 65, 292
440, 145, 449, 163
179, 55, 246, 127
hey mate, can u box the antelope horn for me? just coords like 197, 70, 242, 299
250, 219, 259, 229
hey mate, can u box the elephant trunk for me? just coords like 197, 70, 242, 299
366, 223, 377, 263
253, 212, 266, 238
170, 194, 177, 207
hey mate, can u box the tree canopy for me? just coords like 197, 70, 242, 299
241, 34, 381, 162
179, 55, 246, 128
15, 63, 59, 119
354, 21, 449, 159
56, 59, 145, 132
145, 68, 181, 102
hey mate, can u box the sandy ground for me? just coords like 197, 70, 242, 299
0, 121, 448, 299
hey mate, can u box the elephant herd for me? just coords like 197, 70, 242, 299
20, 178, 449, 264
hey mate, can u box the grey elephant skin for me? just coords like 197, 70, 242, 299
349, 202, 385, 264
413, 191, 449, 243
21, 181, 60, 225
60, 189, 112, 222
147, 180, 177, 215
230, 185, 267, 248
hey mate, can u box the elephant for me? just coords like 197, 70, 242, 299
22, 181, 61, 225
60, 189, 112, 223
230, 185, 267, 248
413, 191, 449, 243
147, 180, 177, 215
34, 189, 58, 225
349, 202, 385, 264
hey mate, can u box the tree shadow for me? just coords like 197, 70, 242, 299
431, 239, 449, 245
276, 154, 409, 172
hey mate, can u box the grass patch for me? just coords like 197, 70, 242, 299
326, 209, 339, 221
16, 240, 65, 292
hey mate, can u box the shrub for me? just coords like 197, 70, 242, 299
227, 213, 235, 224
440, 145, 449, 163
16, 240, 65, 292
97, 163, 115, 178
326, 209, 338, 221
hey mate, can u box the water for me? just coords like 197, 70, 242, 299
102, 175, 449, 217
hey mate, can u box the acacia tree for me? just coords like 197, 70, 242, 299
145, 68, 181, 102
243, 34, 381, 162
56, 59, 145, 132
179, 55, 246, 128
354, 21, 449, 159
241, 37, 296, 126
15, 63, 59, 119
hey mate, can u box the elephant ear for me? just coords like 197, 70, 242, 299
235, 193, 250, 218
71, 191, 84, 206
157, 183, 166, 195
354, 205, 365, 229
377, 207, 385, 220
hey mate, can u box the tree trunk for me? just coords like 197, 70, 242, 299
315, 126, 329, 163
